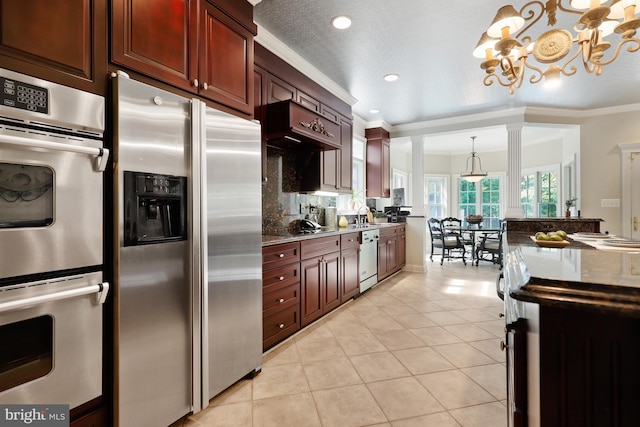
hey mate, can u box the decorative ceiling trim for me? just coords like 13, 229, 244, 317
255, 26, 358, 107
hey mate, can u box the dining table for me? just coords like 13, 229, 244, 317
443, 220, 503, 263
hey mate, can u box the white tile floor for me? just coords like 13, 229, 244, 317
181, 262, 507, 427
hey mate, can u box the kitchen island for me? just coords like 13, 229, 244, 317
503, 230, 640, 427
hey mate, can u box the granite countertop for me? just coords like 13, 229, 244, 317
262, 223, 404, 247
505, 231, 640, 317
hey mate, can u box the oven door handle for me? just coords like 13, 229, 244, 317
0, 282, 109, 313
0, 133, 109, 172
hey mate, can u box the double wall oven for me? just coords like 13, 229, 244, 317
0, 69, 109, 409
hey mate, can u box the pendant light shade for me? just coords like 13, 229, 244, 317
461, 136, 488, 182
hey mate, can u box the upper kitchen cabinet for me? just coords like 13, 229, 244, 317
111, 0, 256, 116
0, 0, 107, 94
366, 127, 391, 198
255, 43, 353, 191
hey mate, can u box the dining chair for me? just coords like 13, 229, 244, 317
475, 221, 506, 268
428, 218, 467, 265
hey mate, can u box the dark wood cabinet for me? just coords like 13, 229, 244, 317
254, 43, 353, 193
340, 233, 360, 303
366, 127, 391, 198
0, 0, 107, 94
300, 115, 353, 193
538, 306, 640, 426
262, 242, 301, 350
112, 0, 255, 115
300, 236, 341, 327
378, 226, 404, 281
198, 1, 254, 114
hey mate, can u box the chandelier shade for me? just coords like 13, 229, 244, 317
460, 136, 488, 183
475, 0, 640, 94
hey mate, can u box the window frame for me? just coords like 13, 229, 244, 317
424, 174, 449, 219
521, 163, 561, 218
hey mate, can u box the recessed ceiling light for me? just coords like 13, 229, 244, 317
331, 15, 352, 30
369, 109, 380, 114
384, 73, 399, 82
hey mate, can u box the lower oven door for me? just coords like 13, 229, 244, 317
0, 271, 108, 409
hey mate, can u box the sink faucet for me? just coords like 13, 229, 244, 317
357, 206, 368, 226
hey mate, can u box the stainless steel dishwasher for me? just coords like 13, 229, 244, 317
360, 229, 380, 292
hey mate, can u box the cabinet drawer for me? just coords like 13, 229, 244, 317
263, 305, 300, 350
263, 242, 300, 270
341, 232, 360, 250
380, 226, 397, 238
263, 282, 299, 318
301, 236, 340, 260
263, 263, 299, 292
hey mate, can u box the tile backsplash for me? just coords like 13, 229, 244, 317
262, 147, 336, 235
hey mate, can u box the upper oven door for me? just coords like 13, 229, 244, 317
0, 126, 106, 280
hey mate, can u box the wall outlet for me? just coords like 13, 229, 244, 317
601, 198, 620, 207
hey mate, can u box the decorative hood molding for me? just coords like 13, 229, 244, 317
266, 100, 340, 151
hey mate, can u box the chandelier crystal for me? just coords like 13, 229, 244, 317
474, 0, 640, 93
461, 136, 488, 183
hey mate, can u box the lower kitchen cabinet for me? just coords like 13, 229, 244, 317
300, 236, 341, 327
340, 232, 360, 303
378, 225, 405, 281
300, 251, 340, 327
378, 227, 397, 281
262, 242, 301, 350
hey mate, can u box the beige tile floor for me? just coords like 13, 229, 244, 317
182, 262, 507, 427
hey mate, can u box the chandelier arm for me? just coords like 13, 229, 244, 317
483, 73, 514, 89
591, 38, 640, 66
520, 57, 545, 84
516, 1, 546, 39
556, 0, 582, 16
560, 49, 580, 76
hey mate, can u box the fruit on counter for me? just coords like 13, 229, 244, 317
535, 230, 568, 241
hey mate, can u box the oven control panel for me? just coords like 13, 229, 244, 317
1, 76, 49, 114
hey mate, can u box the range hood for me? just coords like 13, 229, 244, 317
266, 100, 340, 151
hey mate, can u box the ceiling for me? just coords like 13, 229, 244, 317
252, 0, 640, 153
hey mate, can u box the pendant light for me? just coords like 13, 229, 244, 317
461, 136, 488, 183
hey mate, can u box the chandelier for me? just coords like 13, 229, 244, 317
474, 0, 640, 93
461, 136, 488, 183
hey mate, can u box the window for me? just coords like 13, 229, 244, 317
351, 137, 365, 207
392, 168, 410, 205
520, 168, 559, 218
424, 176, 448, 218
458, 176, 503, 228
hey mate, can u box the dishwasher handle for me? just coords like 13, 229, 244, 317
0, 282, 109, 313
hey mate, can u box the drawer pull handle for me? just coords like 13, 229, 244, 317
279, 276, 285, 281
279, 253, 285, 258
500, 341, 507, 351
279, 323, 285, 329
279, 298, 285, 303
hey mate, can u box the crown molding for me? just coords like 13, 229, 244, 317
255, 26, 358, 107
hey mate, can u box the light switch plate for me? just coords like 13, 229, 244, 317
601, 198, 620, 207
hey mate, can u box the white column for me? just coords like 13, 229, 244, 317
406, 135, 428, 273
505, 123, 524, 218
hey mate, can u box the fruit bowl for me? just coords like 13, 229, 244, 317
466, 215, 483, 225
530, 236, 571, 247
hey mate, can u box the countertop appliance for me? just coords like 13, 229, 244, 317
0, 68, 109, 410
360, 229, 380, 292
113, 73, 261, 426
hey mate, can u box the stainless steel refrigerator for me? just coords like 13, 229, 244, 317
113, 73, 262, 427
